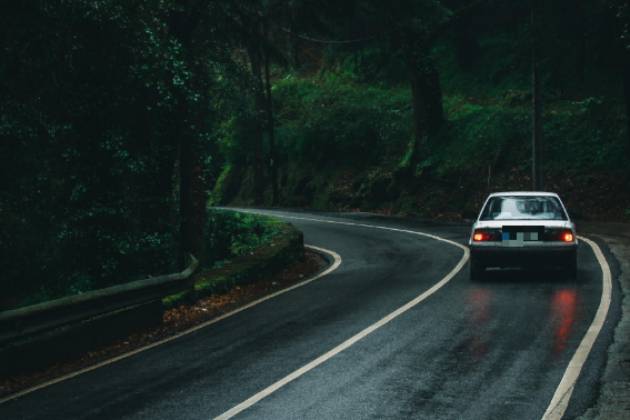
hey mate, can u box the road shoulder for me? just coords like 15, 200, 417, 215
579, 223, 630, 419
0, 248, 330, 402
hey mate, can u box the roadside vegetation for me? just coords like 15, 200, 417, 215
2, 209, 288, 310
213, 2, 630, 221
2, 1, 629, 308
218, 71, 628, 219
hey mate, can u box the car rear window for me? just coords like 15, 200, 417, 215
479, 196, 567, 221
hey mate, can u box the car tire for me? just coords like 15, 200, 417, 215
470, 256, 484, 281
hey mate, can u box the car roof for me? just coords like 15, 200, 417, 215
488, 191, 560, 198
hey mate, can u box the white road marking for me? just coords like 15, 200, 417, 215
5, 210, 610, 420
542, 235, 613, 420
214, 214, 469, 420
0, 244, 341, 405
236, 211, 470, 254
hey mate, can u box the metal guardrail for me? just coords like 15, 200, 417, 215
0, 255, 199, 348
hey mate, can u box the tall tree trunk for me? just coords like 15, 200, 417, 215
531, 0, 543, 190
422, 61, 444, 135
247, 44, 266, 205
402, 31, 444, 168
574, 0, 586, 85
175, 91, 208, 265
287, 0, 300, 69
624, 51, 630, 149
263, 25, 279, 205
178, 112, 207, 266
168, 5, 206, 266
454, 18, 480, 70
178, 129, 197, 265
407, 61, 428, 166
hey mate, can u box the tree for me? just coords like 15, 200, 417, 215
531, 0, 543, 190
243, 10, 270, 205
226, 1, 287, 205
614, 1, 630, 146
444, 0, 482, 71
167, 0, 211, 262
397, 24, 445, 168
284, 0, 450, 170
0, 0, 236, 301
164, 1, 238, 263
0, 1, 188, 298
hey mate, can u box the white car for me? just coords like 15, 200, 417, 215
468, 192, 578, 280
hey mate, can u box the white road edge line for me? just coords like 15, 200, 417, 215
542, 235, 613, 420
0, 244, 342, 405
214, 214, 470, 420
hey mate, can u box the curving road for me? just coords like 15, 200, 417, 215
0, 210, 620, 420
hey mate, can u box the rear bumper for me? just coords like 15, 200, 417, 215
470, 244, 577, 268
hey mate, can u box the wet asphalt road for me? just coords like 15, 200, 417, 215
0, 210, 620, 420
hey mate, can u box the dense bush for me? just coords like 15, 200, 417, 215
0, 2, 182, 309
226, 72, 628, 183
215, 57, 629, 218
1, 208, 284, 309
204, 210, 284, 266
0, 1, 226, 309
272, 74, 412, 166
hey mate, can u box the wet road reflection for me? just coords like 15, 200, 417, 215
550, 289, 577, 356
465, 288, 493, 361
466, 269, 580, 362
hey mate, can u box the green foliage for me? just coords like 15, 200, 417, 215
205, 210, 283, 265
4, 0, 630, 308
163, 290, 191, 308
209, 165, 234, 206
272, 74, 412, 167
325, 46, 408, 84
429, 96, 627, 178
433, 32, 532, 100
1, 1, 180, 308
164, 213, 304, 308
0, 1, 236, 308
430, 97, 530, 176
543, 98, 628, 173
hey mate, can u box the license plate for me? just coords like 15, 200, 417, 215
502, 231, 539, 242
502, 226, 543, 244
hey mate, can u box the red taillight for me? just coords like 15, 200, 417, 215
472, 229, 498, 242
562, 231, 574, 242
